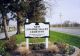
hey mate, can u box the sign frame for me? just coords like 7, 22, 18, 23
24, 22, 50, 38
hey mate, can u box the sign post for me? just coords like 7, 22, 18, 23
26, 19, 29, 49
45, 38, 48, 49
25, 22, 49, 49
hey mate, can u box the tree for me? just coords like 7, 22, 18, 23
27, 0, 46, 22
0, 0, 46, 35
0, 0, 13, 39
63, 21, 70, 27
8, 0, 29, 34
8, 0, 46, 34
72, 22, 80, 27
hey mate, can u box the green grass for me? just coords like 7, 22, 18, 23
50, 31, 80, 48
15, 31, 80, 48
0, 31, 80, 48
15, 33, 45, 44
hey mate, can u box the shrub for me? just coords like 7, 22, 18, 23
66, 46, 75, 55
54, 42, 75, 55
47, 42, 60, 53
20, 42, 26, 47
5, 36, 17, 52
0, 43, 6, 55
16, 46, 31, 56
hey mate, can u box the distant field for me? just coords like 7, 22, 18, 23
0, 31, 80, 48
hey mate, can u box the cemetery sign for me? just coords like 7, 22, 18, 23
25, 22, 49, 38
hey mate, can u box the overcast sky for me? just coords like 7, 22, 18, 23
45, 0, 80, 24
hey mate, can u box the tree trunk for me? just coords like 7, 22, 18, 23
16, 11, 23, 34
3, 16, 9, 39
16, 19, 21, 34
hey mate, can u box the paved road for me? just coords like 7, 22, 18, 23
0, 31, 17, 39
50, 27, 80, 36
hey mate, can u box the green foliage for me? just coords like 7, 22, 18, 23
5, 36, 17, 51
27, 0, 46, 22
0, 41, 6, 55
66, 45, 75, 55
0, 45, 11, 56
15, 33, 26, 44
0, 40, 11, 56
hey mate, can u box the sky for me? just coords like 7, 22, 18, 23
45, 0, 80, 24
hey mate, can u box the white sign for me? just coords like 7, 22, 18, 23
25, 23, 49, 38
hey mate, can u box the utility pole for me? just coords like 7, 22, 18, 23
60, 13, 63, 28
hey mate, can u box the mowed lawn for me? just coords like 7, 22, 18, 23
0, 31, 80, 48
50, 31, 80, 48
14, 31, 80, 48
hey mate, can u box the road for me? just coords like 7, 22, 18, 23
0, 31, 17, 39
50, 27, 80, 36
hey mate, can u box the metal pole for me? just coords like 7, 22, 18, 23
26, 19, 29, 49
